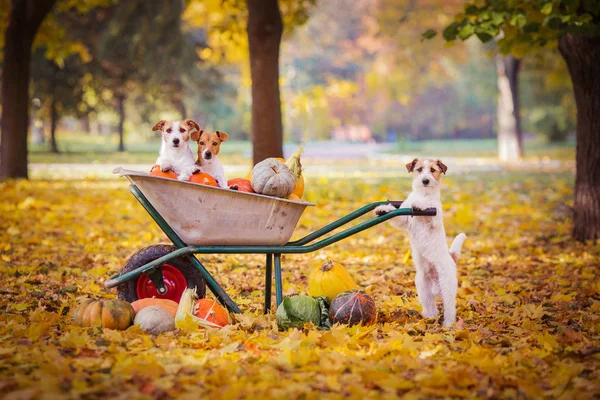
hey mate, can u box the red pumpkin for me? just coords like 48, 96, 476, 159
149, 165, 177, 179
227, 178, 255, 193
193, 299, 229, 327
329, 290, 376, 326
189, 172, 218, 186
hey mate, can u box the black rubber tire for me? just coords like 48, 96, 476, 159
117, 244, 206, 302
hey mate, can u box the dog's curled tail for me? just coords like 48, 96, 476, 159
449, 233, 467, 263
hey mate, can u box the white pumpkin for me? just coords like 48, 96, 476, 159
251, 158, 296, 198
134, 305, 175, 335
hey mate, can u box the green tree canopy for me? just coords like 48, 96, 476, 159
426, 0, 600, 56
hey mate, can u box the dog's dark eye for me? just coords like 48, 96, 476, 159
430, 168, 435, 173
166, 128, 172, 133
199, 141, 205, 145
180, 128, 185, 133
212, 142, 218, 146
417, 167, 423, 173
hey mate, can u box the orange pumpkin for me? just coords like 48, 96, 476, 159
227, 178, 254, 193
149, 165, 177, 179
73, 298, 135, 330
189, 172, 218, 186
193, 299, 229, 327
131, 298, 178, 317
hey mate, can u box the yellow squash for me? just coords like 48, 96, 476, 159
307, 260, 359, 301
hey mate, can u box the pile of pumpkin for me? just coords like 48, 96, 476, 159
276, 260, 376, 331
72, 288, 230, 335
149, 148, 305, 202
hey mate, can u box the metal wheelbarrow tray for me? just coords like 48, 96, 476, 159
106, 168, 436, 314
114, 168, 313, 246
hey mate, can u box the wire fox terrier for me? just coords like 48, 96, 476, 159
375, 158, 466, 327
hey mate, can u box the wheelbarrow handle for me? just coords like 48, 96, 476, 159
387, 200, 437, 216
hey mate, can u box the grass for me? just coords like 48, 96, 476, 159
28, 132, 576, 164
29, 133, 252, 165
387, 138, 575, 160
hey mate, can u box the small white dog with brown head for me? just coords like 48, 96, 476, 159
194, 130, 229, 188
375, 158, 466, 327
153, 119, 201, 181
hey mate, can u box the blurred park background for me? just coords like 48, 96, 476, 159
0, 0, 598, 243
1, 0, 578, 160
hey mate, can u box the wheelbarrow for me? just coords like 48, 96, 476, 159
105, 168, 436, 314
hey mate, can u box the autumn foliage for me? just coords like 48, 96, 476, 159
0, 170, 599, 398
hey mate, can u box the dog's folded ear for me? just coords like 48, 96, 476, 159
184, 119, 201, 134
406, 158, 418, 172
216, 131, 229, 142
191, 129, 203, 142
436, 160, 448, 174
152, 120, 167, 132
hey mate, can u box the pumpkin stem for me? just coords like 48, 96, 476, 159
321, 260, 335, 271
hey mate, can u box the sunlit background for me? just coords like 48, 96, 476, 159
1, 0, 574, 175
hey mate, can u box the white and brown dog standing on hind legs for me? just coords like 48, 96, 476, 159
375, 158, 467, 327
153, 119, 201, 181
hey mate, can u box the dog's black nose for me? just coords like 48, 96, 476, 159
172, 138, 180, 145
422, 179, 430, 185
204, 151, 212, 159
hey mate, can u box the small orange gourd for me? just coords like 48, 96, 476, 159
149, 165, 177, 179
189, 172, 218, 186
193, 299, 230, 328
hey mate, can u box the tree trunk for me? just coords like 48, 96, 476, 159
246, 0, 284, 165
559, 34, 600, 242
174, 100, 187, 120
496, 54, 523, 162
81, 114, 91, 134
0, 0, 57, 179
116, 94, 126, 152
49, 93, 59, 153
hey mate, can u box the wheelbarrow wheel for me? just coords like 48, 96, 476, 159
117, 244, 206, 303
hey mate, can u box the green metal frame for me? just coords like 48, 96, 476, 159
105, 185, 436, 314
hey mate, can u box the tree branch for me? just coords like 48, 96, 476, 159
25, 0, 58, 40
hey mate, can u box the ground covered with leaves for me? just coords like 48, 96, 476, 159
1, 167, 599, 399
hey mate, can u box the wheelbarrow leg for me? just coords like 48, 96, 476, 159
187, 255, 242, 314
264, 253, 273, 314
274, 254, 283, 307
129, 185, 242, 314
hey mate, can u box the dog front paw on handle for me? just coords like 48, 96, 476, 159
374, 204, 396, 216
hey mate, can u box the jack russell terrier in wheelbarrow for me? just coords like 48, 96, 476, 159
375, 158, 467, 327
194, 130, 229, 188
153, 119, 202, 181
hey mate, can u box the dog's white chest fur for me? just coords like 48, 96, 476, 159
404, 192, 447, 255
198, 158, 227, 188
156, 143, 197, 181
159, 143, 195, 171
